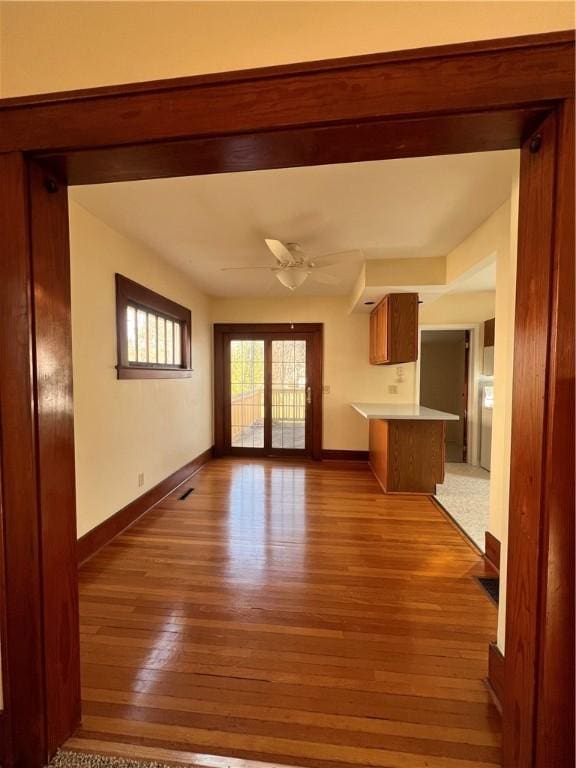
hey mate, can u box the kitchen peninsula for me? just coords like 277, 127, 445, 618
351, 403, 459, 494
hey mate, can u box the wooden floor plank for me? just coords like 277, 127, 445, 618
68, 458, 500, 767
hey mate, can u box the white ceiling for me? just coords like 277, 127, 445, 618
70, 150, 517, 298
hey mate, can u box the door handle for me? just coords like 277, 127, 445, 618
306, 385, 312, 405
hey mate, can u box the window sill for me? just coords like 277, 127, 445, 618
117, 366, 193, 380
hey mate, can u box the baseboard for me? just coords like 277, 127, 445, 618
77, 446, 213, 565
485, 531, 501, 572
486, 641, 504, 713
322, 449, 369, 461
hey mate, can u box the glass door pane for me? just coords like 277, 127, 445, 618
271, 339, 306, 450
230, 340, 265, 448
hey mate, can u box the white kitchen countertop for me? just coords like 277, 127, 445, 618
351, 403, 460, 421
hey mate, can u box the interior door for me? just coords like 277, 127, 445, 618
214, 324, 322, 459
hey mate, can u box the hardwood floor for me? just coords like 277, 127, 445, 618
68, 458, 501, 768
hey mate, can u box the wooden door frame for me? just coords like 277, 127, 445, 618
213, 323, 323, 460
0, 30, 573, 768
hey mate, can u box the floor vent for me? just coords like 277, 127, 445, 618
476, 576, 499, 605
178, 488, 194, 501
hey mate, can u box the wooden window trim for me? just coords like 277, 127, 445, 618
115, 274, 192, 379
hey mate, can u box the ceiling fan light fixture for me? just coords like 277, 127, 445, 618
275, 268, 309, 291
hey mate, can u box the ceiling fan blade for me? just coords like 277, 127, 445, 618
220, 266, 273, 271
265, 238, 294, 264
310, 271, 341, 286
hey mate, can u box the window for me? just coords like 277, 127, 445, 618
115, 274, 192, 379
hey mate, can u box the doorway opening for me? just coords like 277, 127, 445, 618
0, 31, 572, 768
418, 324, 492, 551
420, 329, 470, 462
214, 324, 323, 459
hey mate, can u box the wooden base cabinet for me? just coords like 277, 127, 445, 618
369, 419, 446, 494
369, 293, 419, 364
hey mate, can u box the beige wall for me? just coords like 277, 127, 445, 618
416, 187, 520, 653
70, 201, 213, 538
212, 296, 415, 450
0, 1, 573, 97
494, 175, 520, 652
446, 201, 511, 285
420, 291, 495, 325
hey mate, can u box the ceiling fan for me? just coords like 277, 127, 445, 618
220, 238, 357, 291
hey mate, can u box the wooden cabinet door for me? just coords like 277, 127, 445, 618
377, 297, 388, 363
369, 293, 418, 365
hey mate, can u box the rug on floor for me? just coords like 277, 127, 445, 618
51, 751, 174, 768
435, 462, 490, 550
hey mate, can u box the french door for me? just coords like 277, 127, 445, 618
214, 324, 323, 459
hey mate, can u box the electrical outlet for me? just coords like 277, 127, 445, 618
322, 385, 331, 394
137, 472, 145, 487
388, 384, 398, 395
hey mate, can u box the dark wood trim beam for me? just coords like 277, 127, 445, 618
502, 111, 558, 768
485, 531, 501, 572
77, 448, 213, 565
534, 99, 575, 768
43, 107, 549, 186
0, 152, 47, 768
0, 33, 572, 155
28, 162, 81, 755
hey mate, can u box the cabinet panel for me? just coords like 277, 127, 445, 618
369, 293, 418, 364
369, 418, 445, 494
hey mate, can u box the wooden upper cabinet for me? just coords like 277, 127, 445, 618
369, 293, 419, 364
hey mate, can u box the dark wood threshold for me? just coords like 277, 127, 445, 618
322, 449, 369, 462
486, 641, 505, 713
430, 496, 484, 555
77, 446, 213, 564
485, 531, 501, 572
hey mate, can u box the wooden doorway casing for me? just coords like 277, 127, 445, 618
0, 30, 573, 768
214, 324, 323, 460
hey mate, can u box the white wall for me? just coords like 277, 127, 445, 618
70, 201, 213, 538
212, 296, 415, 451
